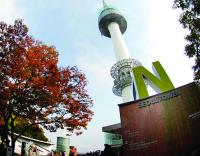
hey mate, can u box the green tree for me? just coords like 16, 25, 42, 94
173, 0, 200, 79
14, 117, 48, 141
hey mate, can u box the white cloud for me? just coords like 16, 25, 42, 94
0, 0, 25, 23
146, 0, 194, 87
75, 42, 114, 89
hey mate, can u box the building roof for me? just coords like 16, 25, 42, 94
102, 123, 122, 134
13, 133, 54, 145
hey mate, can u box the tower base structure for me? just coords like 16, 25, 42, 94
103, 81, 200, 156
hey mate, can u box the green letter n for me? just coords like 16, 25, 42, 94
132, 61, 175, 99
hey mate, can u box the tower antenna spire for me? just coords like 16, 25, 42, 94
102, 0, 107, 7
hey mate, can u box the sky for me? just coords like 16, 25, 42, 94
0, 0, 194, 153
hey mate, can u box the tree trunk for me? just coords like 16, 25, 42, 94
3, 124, 9, 144
11, 138, 16, 156
10, 116, 16, 156
0, 124, 9, 156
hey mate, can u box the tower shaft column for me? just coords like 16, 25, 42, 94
108, 22, 133, 102
122, 86, 133, 102
108, 22, 131, 61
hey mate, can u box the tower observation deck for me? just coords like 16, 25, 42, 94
98, 1, 141, 102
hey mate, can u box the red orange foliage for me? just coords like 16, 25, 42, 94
0, 20, 93, 148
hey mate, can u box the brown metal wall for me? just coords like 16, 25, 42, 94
119, 82, 200, 156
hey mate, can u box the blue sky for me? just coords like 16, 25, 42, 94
0, 0, 194, 153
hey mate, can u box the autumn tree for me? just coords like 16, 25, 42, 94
173, 0, 200, 79
0, 20, 93, 154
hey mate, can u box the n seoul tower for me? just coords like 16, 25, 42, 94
98, 1, 141, 102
